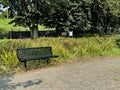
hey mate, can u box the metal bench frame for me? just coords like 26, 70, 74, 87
17, 46, 58, 70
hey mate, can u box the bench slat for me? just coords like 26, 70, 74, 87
19, 55, 58, 62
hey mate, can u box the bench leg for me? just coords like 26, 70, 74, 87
24, 61, 27, 71
46, 59, 50, 64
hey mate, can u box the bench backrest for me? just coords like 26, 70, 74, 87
17, 47, 52, 62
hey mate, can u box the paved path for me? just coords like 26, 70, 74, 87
0, 56, 120, 90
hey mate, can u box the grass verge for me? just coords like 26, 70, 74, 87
0, 35, 120, 74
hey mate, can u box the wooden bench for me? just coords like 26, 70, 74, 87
17, 46, 58, 70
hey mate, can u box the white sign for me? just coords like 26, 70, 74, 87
69, 31, 73, 37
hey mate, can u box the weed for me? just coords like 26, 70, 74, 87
0, 36, 120, 73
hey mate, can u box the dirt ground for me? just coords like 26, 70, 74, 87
0, 56, 120, 90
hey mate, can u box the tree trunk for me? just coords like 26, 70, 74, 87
56, 28, 60, 36
30, 26, 38, 39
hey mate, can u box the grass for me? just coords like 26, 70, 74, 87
0, 18, 24, 32
0, 18, 54, 39
0, 35, 120, 74
0, 18, 54, 32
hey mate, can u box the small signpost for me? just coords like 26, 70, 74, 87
68, 31, 73, 37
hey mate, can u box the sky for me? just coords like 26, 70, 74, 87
0, 4, 8, 11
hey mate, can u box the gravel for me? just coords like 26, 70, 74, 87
0, 56, 120, 90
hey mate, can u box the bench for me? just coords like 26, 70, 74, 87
17, 46, 58, 70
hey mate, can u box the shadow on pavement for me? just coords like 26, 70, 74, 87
0, 74, 42, 90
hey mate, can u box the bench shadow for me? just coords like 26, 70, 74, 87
0, 74, 42, 90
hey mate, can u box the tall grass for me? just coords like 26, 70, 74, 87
0, 36, 120, 73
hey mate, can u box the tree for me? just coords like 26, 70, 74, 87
1, 0, 52, 39
68, 0, 90, 34
106, 0, 120, 31
90, 0, 106, 33
1, 0, 120, 37
89, 0, 120, 34
42, 0, 91, 35
42, 0, 70, 35
8, 0, 40, 39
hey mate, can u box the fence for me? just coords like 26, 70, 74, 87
9, 30, 57, 39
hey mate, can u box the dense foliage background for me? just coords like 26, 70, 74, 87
0, 0, 120, 38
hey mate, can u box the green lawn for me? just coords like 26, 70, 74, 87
0, 18, 53, 33
0, 18, 24, 32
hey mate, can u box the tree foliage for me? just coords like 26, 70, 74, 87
42, 0, 120, 35
42, 0, 91, 35
89, 0, 120, 33
1, 0, 120, 37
